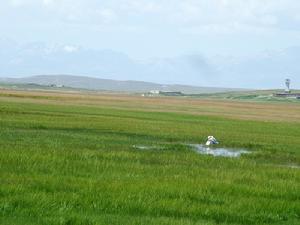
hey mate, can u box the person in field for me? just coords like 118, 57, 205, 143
206, 136, 219, 146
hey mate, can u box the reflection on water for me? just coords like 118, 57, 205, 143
133, 145, 159, 150
190, 144, 249, 158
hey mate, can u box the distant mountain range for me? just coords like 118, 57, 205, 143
1, 40, 299, 89
0, 75, 248, 94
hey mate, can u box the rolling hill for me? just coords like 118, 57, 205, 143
0, 75, 248, 94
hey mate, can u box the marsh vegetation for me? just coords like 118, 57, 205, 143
0, 90, 299, 225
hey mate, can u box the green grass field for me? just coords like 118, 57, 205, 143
190, 90, 300, 103
0, 90, 300, 225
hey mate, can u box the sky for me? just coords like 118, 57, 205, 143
1, 0, 300, 88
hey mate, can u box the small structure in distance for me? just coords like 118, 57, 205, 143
49, 84, 65, 88
285, 79, 291, 93
142, 90, 184, 97
274, 79, 300, 99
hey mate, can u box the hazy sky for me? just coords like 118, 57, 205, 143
1, 0, 300, 88
2, 0, 300, 58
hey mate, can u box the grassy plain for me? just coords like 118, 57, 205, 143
192, 89, 300, 103
0, 89, 300, 225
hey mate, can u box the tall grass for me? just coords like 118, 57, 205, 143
0, 97, 300, 225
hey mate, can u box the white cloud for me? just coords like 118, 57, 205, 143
3, 0, 300, 60
42, 0, 54, 6
120, 0, 162, 13
9, 0, 27, 7
97, 9, 117, 23
6, 0, 300, 31
9, 0, 55, 8
260, 15, 278, 26
63, 45, 79, 53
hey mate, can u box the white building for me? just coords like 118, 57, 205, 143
149, 90, 160, 94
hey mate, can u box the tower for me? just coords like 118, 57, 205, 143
285, 79, 291, 93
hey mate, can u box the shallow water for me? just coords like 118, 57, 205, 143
133, 145, 160, 150
280, 164, 300, 169
189, 144, 249, 158
133, 144, 249, 157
